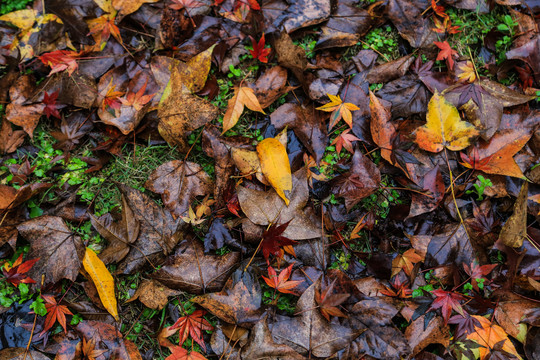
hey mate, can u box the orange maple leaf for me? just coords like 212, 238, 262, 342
119, 80, 154, 111
39, 294, 73, 336
316, 93, 359, 130
331, 129, 360, 154
38, 50, 80, 76
87, 13, 122, 48
466, 315, 522, 360
170, 310, 213, 351
391, 248, 423, 277
166, 347, 208, 360
434, 41, 459, 70
262, 264, 303, 294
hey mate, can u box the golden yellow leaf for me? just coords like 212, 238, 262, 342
256, 138, 292, 205
113, 0, 159, 19
457, 61, 476, 83
93, 0, 117, 15
413, 91, 478, 153
222, 87, 265, 134
0, 9, 37, 30
82, 247, 119, 320
466, 315, 522, 360
316, 93, 359, 129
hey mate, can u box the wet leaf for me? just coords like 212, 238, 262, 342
369, 91, 395, 163
499, 182, 528, 248
434, 41, 459, 70
17, 216, 84, 286
170, 310, 213, 351
466, 315, 521, 360
316, 93, 359, 130
83, 247, 118, 320
39, 294, 73, 335
391, 249, 423, 278
414, 91, 478, 153
0, 119, 25, 154
263, 264, 303, 294
126, 279, 178, 310
256, 137, 292, 205
222, 87, 265, 134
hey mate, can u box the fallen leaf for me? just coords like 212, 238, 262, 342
270, 278, 362, 357
191, 267, 263, 325
391, 249, 423, 278
39, 294, 73, 335
152, 236, 240, 294
112, 0, 159, 19
262, 264, 303, 294
237, 169, 320, 240
315, 279, 349, 321
499, 182, 528, 248
331, 129, 360, 154
428, 289, 466, 324
166, 347, 207, 360
249, 34, 271, 63
414, 91, 478, 153
17, 216, 84, 286
408, 165, 445, 218
0, 119, 25, 154
369, 91, 395, 163
222, 87, 265, 134
2, 254, 39, 286
90, 194, 140, 264
170, 310, 213, 351
145, 160, 213, 219
126, 279, 178, 310
256, 137, 292, 205
466, 315, 522, 360
331, 149, 381, 211
434, 41, 458, 70
316, 93, 360, 130
251, 66, 295, 109
83, 247, 118, 320
5, 75, 45, 137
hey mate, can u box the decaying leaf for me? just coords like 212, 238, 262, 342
126, 279, 178, 310
499, 182, 528, 248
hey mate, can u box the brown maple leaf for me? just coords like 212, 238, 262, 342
262, 264, 303, 295
315, 279, 349, 321
80, 338, 107, 360
391, 248, 423, 278
170, 310, 213, 351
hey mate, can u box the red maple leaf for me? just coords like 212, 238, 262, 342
42, 91, 61, 119
39, 294, 73, 335
166, 347, 207, 360
2, 254, 39, 286
170, 310, 213, 352
460, 147, 492, 172
434, 41, 458, 70
261, 221, 297, 262
38, 50, 80, 76
249, 34, 271, 63
119, 80, 154, 111
87, 14, 122, 46
428, 289, 466, 324
262, 264, 303, 294
463, 261, 497, 291
331, 129, 360, 154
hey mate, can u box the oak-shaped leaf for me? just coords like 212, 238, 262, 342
331, 149, 381, 211
237, 168, 320, 240
192, 267, 263, 325
428, 289, 466, 324
39, 294, 73, 336
17, 216, 84, 286
413, 91, 478, 153
262, 264, 302, 294
222, 87, 265, 134
145, 160, 213, 219
152, 236, 240, 294
170, 310, 213, 352
2, 254, 39, 286
270, 278, 362, 357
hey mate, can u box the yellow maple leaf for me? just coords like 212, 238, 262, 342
222, 87, 265, 134
466, 315, 522, 360
316, 93, 360, 130
413, 91, 479, 153
457, 61, 477, 83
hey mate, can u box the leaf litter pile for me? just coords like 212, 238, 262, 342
0, 0, 540, 359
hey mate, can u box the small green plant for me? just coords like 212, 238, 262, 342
0, 0, 34, 15
294, 35, 317, 59
261, 283, 296, 315
361, 26, 400, 60
466, 175, 493, 201
412, 284, 434, 298
330, 249, 351, 271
